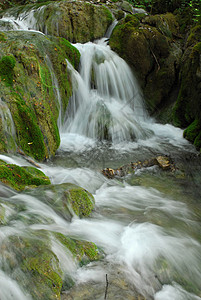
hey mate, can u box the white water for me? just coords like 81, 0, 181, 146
61, 38, 152, 144
0, 8, 201, 300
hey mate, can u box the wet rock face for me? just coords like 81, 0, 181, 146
109, 13, 182, 115
3, 0, 113, 43
0, 31, 80, 161
171, 25, 201, 151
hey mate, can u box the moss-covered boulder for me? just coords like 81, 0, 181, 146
4, 0, 113, 43
54, 233, 101, 267
1, 234, 63, 300
110, 14, 182, 113
172, 25, 201, 151
0, 31, 80, 160
0, 159, 50, 191
0, 229, 102, 299
29, 182, 95, 220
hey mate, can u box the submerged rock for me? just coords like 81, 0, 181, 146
29, 182, 95, 219
102, 155, 175, 179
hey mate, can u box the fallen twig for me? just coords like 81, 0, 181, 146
104, 274, 109, 300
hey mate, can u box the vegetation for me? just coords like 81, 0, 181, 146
127, 0, 201, 21
0, 160, 50, 191
0, 55, 16, 86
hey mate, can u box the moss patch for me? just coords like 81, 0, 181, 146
0, 160, 50, 191
0, 55, 16, 86
55, 233, 101, 266
184, 119, 201, 151
4, 234, 63, 300
28, 183, 95, 220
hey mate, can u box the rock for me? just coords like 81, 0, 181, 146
0, 31, 80, 161
54, 233, 102, 267
172, 25, 201, 151
0, 159, 50, 191
4, 1, 113, 43
155, 156, 171, 170
109, 13, 183, 114
0, 234, 63, 300
29, 183, 95, 219
102, 155, 175, 179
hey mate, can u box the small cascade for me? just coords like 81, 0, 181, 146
62, 39, 152, 144
0, 99, 16, 151
0, 6, 45, 34
105, 19, 118, 38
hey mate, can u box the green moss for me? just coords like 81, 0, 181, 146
0, 160, 50, 191
193, 42, 201, 53
65, 187, 95, 218
184, 119, 201, 151
0, 204, 6, 225
10, 92, 46, 161
0, 32, 7, 41
187, 25, 201, 46
6, 235, 63, 300
55, 233, 101, 266
23, 250, 62, 299
184, 119, 200, 142
51, 37, 80, 70
102, 5, 113, 24
0, 55, 16, 86
194, 132, 201, 151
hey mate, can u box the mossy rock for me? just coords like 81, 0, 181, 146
55, 232, 101, 267
0, 160, 50, 191
186, 25, 201, 47
184, 119, 201, 152
171, 28, 201, 148
172, 37, 201, 129
0, 31, 78, 160
110, 15, 182, 113
143, 13, 179, 38
109, 16, 152, 85
0, 55, 16, 86
5, 1, 113, 43
29, 183, 95, 220
3, 234, 63, 300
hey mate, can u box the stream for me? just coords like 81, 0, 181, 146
0, 7, 201, 300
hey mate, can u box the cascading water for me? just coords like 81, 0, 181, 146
62, 38, 151, 144
0, 7, 201, 300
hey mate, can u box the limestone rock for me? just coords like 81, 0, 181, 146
0, 31, 80, 160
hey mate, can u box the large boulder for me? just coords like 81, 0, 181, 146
0, 232, 101, 299
0, 31, 80, 160
172, 25, 201, 151
30, 182, 95, 219
3, 0, 113, 43
109, 14, 182, 113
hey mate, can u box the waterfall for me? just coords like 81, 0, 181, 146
62, 38, 152, 144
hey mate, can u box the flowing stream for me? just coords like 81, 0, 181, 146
0, 9, 201, 300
